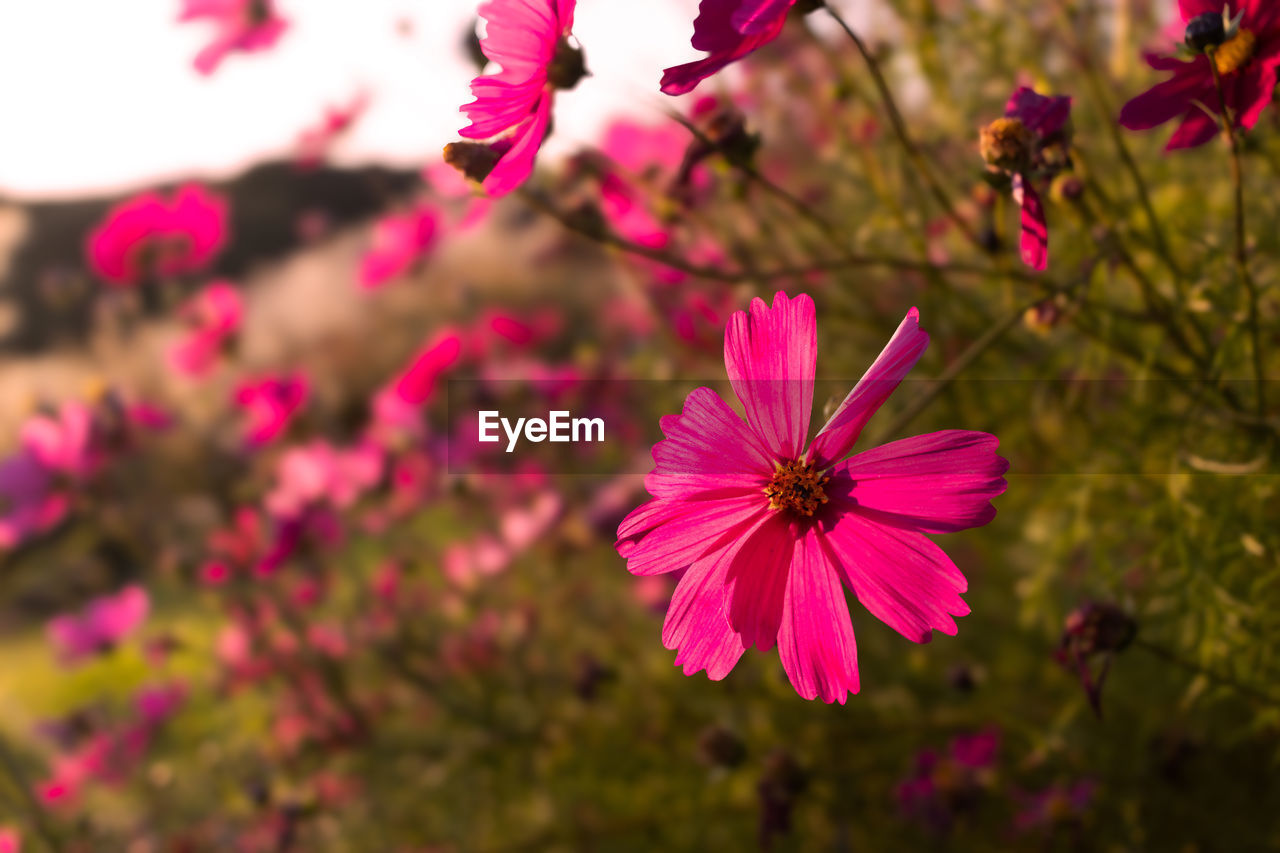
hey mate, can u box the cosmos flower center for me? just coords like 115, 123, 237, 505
1213, 29, 1256, 75
764, 460, 829, 518
547, 37, 588, 90
979, 117, 1033, 172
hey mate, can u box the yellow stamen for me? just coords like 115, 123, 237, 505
1214, 29, 1256, 75
764, 460, 829, 518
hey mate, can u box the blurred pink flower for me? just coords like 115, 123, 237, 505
1014, 780, 1095, 831
616, 293, 1008, 703
661, 0, 795, 95
265, 441, 384, 519
450, 0, 584, 197
233, 373, 309, 447
358, 204, 440, 289
422, 162, 492, 230
392, 329, 464, 406
86, 184, 227, 286
296, 90, 370, 169
134, 682, 188, 726
21, 401, 98, 479
1120, 0, 1280, 150
0, 826, 18, 853
168, 281, 243, 378
0, 448, 70, 549
47, 585, 150, 665
179, 0, 289, 76
981, 87, 1071, 271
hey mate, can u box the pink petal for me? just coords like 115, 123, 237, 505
645, 386, 775, 500
1165, 109, 1219, 150
725, 510, 795, 651
827, 431, 1008, 534
1235, 61, 1280, 131
730, 0, 795, 35
660, 0, 787, 96
616, 494, 766, 575
1016, 177, 1048, 272
482, 97, 554, 198
808, 308, 929, 468
1178, 0, 1220, 22
823, 512, 970, 643
1119, 65, 1212, 130
723, 292, 816, 461
661, 533, 750, 679
777, 528, 860, 703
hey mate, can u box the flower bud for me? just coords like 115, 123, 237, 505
979, 117, 1033, 173
1184, 12, 1226, 52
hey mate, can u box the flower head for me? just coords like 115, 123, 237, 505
661, 0, 811, 96
449, 0, 584, 197
980, 87, 1072, 271
179, 0, 289, 76
233, 373, 309, 447
86, 184, 227, 287
616, 293, 1007, 703
47, 586, 150, 665
169, 281, 243, 377
358, 204, 440, 289
1119, 0, 1280, 150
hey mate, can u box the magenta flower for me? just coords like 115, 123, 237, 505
86, 184, 227, 286
448, 0, 585, 197
47, 585, 150, 665
616, 293, 1007, 703
1119, 1, 1280, 150
661, 0, 800, 96
980, 87, 1072, 271
168, 281, 243, 378
0, 448, 69, 550
178, 0, 289, 76
358, 204, 440, 289
233, 373, 309, 447
264, 441, 384, 519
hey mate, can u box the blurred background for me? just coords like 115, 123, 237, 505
1, 0, 1278, 850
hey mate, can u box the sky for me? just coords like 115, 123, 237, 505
0, 0, 710, 200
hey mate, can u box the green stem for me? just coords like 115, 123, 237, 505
1207, 48, 1268, 421
822, 3, 982, 249
0, 736, 62, 852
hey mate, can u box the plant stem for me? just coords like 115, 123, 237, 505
1207, 49, 1268, 421
821, 4, 982, 249
1133, 637, 1278, 708
518, 188, 1042, 284
0, 736, 62, 852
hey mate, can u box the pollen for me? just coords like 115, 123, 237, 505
764, 460, 829, 518
979, 117, 1033, 172
1214, 29, 1256, 76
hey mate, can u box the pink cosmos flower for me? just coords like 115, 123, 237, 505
449, 0, 586, 197
168, 281, 243, 377
661, 0, 801, 96
264, 441, 384, 519
0, 826, 18, 853
1119, 1, 1280, 150
179, 0, 289, 76
233, 373, 309, 447
357, 204, 440, 289
980, 87, 1072, 271
47, 585, 150, 664
86, 184, 228, 286
296, 90, 370, 169
0, 448, 69, 549
21, 401, 99, 479
616, 293, 1008, 703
